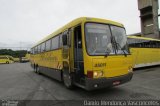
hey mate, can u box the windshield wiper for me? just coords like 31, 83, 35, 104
115, 42, 127, 57
111, 36, 127, 57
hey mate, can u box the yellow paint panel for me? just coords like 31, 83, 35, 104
130, 48, 160, 67
30, 49, 63, 70
83, 54, 133, 78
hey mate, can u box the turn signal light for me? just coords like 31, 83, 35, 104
128, 66, 133, 72
93, 71, 103, 78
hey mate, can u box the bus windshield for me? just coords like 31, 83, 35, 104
85, 23, 129, 56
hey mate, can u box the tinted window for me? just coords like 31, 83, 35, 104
155, 41, 159, 48
32, 48, 34, 54
150, 41, 160, 48
127, 37, 160, 48
144, 40, 151, 48
0, 57, 8, 59
128, 38, 136, 47
30, 49, 33, 54
41, 42, 46, 52
158, 42, 160, 48
51, 36, 59, 50
46, 40, 51, 51
34, 46, 38, 54
37, 45, 41, 53
32, 48, 35, 54
59, 34, 63, 48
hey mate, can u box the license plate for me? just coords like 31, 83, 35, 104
113, 81, 120, 85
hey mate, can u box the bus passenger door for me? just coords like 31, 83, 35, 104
62, 30, 71, 72
73, 25, 84, 83
62, 29, 74, 88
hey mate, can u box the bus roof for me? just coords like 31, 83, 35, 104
127, 35, 160, 41
32, 17, 124, 48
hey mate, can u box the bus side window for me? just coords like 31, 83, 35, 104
34, 46, 38, 54
51, 36, 59, 50
142, 40, 146, 48
32, 48, 34, 54
155, 41, 158, 48
128, 38, 136, 48
158, 42, 160, 48
62, 33, 68, 46
138, 39, 142, 48
37, 46, 39, 53
59, 34, 63, 48
32, 48, 33, 54
144, 40, 149, 48
38, 44, 41, 53
134, 39, 138, 48
30, 49, 32, 54
149, 41, 152, 48
152, 41, 157, 48
41, 42, 46, 52
33, 47, 35, 54
156, 42, 158, 48
46, 40, 51, 51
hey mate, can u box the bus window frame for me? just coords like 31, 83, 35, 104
32, 33, 65, 55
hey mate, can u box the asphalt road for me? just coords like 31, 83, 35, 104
0, 63, 160, 105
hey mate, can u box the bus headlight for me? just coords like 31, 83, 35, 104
93, 71, 98, 77
93, 71, 103, 78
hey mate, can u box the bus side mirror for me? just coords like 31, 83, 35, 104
62, 34, 67, 45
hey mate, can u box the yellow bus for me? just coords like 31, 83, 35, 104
0, 55, 14, 64
25, 53, 30, 60
13, 58, 20, 62
127, 36, 160, 68
30, 17, 133, 90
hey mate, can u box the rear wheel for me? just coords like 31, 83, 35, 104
34, 64, 37, 73
36, 66, 41, 74
6, 61, 9, 64
63, 69, 74, 89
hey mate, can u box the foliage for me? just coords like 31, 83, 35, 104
0, 49, 28, 58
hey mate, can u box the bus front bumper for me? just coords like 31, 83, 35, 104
85, 72, 133, 90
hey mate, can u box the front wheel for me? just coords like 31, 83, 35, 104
6, 61, 9, 64
63, 69, 74, 89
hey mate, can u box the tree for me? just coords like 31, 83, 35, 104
0, 49, 28, 58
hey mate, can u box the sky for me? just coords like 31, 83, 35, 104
0, 0, 160, 49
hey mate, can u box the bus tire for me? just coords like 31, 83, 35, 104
36, 66, 41, 74
63, 69, 74, 89
6, 61, 9, 64
34, 64, 37, 73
